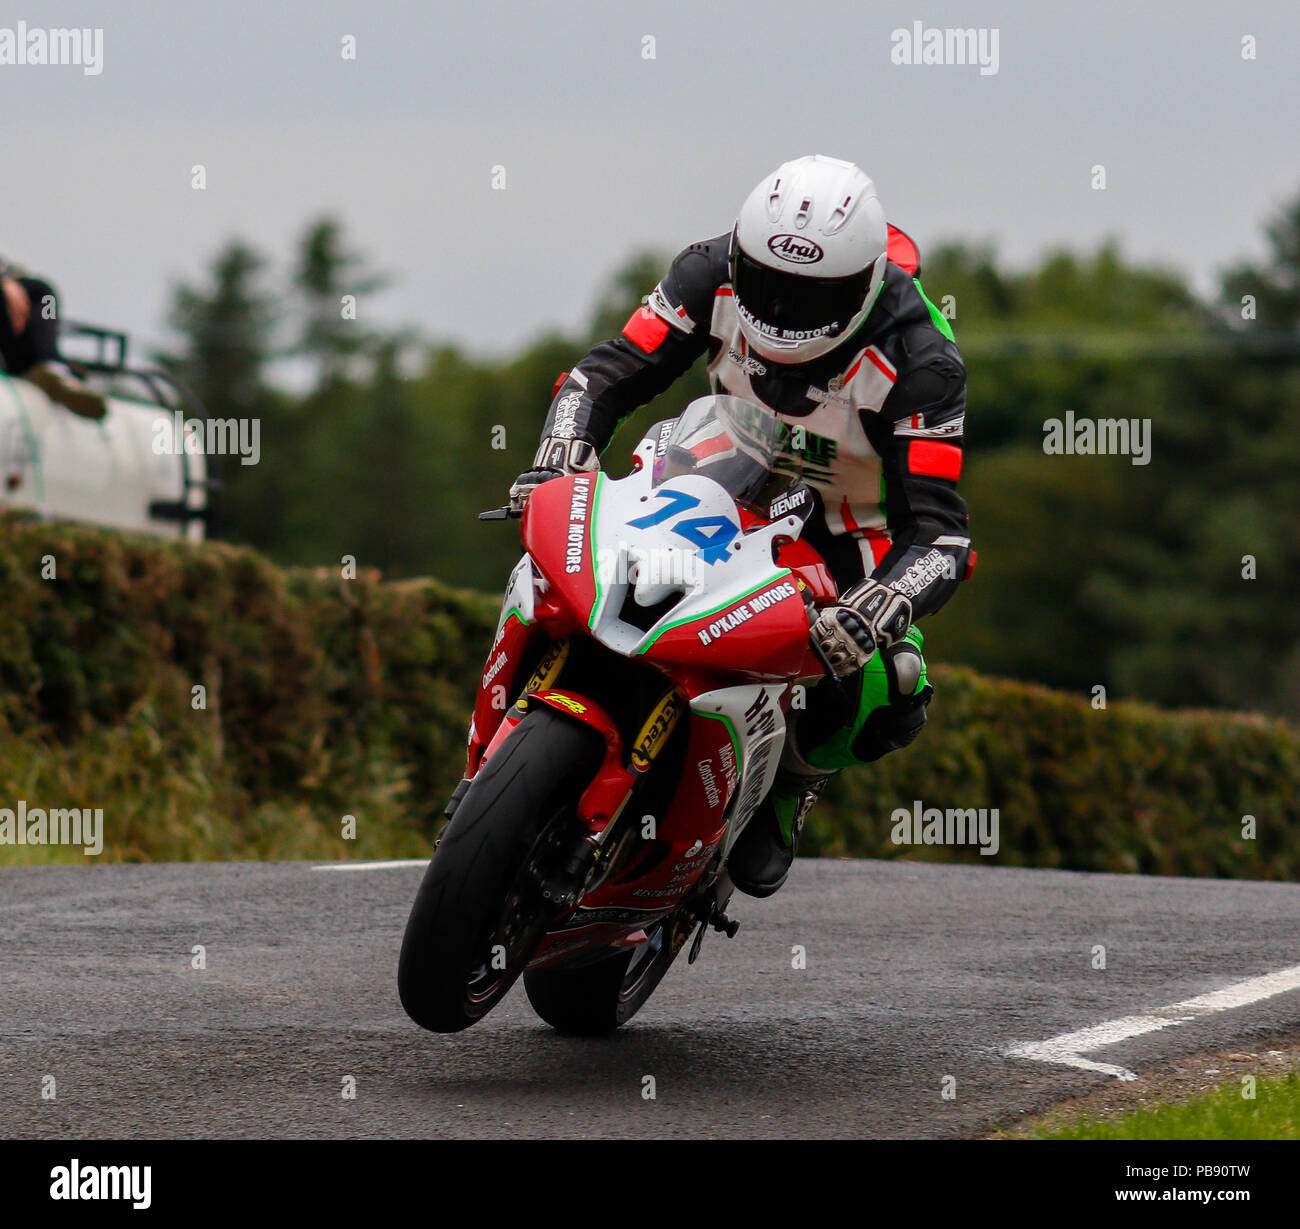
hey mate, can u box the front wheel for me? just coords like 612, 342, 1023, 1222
398, 707, 604, 1033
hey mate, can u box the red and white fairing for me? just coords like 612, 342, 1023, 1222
462, 402, 837, 964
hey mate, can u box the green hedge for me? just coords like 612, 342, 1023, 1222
0, 512, 1295, 875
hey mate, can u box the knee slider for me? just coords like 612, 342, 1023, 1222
850, 683, 932, 762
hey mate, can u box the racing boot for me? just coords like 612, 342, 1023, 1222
728, 768, 831, 898
25, 362, 108, 420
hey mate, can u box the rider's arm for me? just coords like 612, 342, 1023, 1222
538, 238, 725, 456
861, 322, 973, 620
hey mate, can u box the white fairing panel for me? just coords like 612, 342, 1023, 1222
586, 434, 805, 657
692, 683, 788, 854
496, 553, 538, 637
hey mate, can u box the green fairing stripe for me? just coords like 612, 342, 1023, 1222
912, 278, 955, 342
586, 473, 606, 632
637, 569, 793, 653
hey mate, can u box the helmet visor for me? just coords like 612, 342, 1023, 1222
732, 248, 875, 341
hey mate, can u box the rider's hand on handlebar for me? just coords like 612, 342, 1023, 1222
810, 578, 912, 678
508, 467, 564, 514
508, 434, 600, 514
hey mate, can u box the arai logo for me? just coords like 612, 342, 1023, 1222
767, 234, 824, 264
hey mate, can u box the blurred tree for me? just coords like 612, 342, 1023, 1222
1220, 189, 1300, 330
292, 217, 390, 393
156, 240, 280, 547
158, 240, 275, 418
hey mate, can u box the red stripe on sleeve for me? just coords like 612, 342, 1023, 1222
622, 307, 670, 352
907, 439, 962, 481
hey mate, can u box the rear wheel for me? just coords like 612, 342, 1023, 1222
398, 708, 603, 1033
523, 913, 690, 1034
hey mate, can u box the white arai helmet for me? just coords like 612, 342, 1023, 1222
730, 154, 888, 364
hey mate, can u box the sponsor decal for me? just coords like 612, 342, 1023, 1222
895, 412, 965, 439
564, 476, 593, 574
647, 284, 695, 332
727, 347, 767, 376
767, 234, 825, 265
481, 649, 509, 687
630, 692, 684, 772
807, 383, 853, 407
524, 638, 569, 693
768, 487, 809, 519
545, 692, 588, 715
738, 299, 840, 341
733, 691, 779, 824
889, 548, 952, 597
555, 905, 666, 929
697, 757, 721, 810
696, 580, 798, 646
655, 419, 677, 459
719, 741, 739, 795
552, 392, 583, 438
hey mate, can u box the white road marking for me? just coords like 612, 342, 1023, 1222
311, 859, 429, 872
1007, 963, 1300, 1081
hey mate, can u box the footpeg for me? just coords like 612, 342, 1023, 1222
688, 904, 740, 964
711, 910, 740, 939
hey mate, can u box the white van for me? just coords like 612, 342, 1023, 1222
0, 324, 211, 540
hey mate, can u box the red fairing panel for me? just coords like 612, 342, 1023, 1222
644, 574, 809, 678
466, 614, 537, 776
579, 711, 735, 914
774, 538, 839, 604
524, 473, 597, 617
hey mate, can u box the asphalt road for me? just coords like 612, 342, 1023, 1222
1, 858, 1298, 1139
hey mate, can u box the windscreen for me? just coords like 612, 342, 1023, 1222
650, 396, 799, 515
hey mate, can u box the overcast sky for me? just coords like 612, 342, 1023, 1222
1, 0, 1296, 362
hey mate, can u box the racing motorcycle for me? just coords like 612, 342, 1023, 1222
398, 395, 840, 1034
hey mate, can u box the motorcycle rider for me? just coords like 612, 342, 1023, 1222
510, 155, 973, 898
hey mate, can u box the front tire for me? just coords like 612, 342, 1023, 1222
398, 708, 603, 1033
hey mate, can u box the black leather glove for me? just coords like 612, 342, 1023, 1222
810, 578, 912, 677
508, 434, 600, 513
508, 467, 564, 514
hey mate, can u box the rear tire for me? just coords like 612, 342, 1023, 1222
398, 708, 603, 1033
523, 916, 687, 1034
